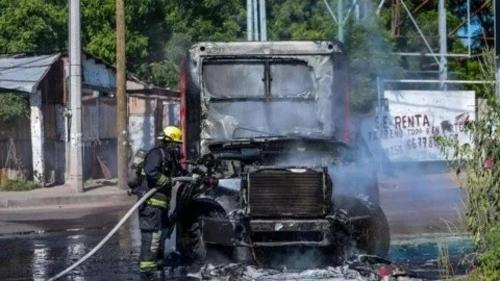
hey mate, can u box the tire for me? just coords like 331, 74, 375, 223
177, 208, 228, 265
333, 195, 390, 258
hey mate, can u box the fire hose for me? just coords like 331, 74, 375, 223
47, 176, 196, 281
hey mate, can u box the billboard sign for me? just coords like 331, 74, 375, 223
361, 90, 475, 162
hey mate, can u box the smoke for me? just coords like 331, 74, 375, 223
340, 2, 465, 236
191, 2, 465, 266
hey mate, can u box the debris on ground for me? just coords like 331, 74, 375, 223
188, 258, 424, 281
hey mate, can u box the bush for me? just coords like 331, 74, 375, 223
0, 92, 29, 122
0, 180, 40, 191
436, 49, 500, 240
476, 228, 500, 281
436, 49, 500, 280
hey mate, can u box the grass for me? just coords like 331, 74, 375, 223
437, 240, 455, 280
436, 229, 500, 281
0, 179, 40, 191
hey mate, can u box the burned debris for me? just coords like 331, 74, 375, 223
195, 256, 418, 281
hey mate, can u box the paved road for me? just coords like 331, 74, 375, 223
380, 169, 466, 235
0, 206, 140, 281
0, 167, 468, 280
0, 212, 471, 281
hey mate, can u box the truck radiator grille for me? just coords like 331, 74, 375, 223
247, 169, 327, 218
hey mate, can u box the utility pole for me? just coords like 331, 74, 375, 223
438, 0, 447, 90
259, 0, 267, 41
116, 0, 128, 189
247, 0, 253, 41
69, 0, 83, 193
337, 0, 345, 42
354, 0, 360, 22
252, 0, 260, 41
247, 0, 267, 41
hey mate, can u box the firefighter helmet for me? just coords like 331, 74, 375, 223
159, 126, 183, 143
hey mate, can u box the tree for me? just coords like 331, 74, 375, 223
0, 1, 488, 110
0, 0, 66, 53
136, 0, 245, 87
346, 20, 402, 113
81, 0, 168, 68
0, 92, 29, 122
267, 0, 336, 40
266, 0, 402, 112
0, 0, 168, 82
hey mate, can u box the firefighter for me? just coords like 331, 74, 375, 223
137, 126, 184, 281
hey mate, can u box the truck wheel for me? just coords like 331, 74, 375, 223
333, 195, 390, 258
177, 209, 227, 265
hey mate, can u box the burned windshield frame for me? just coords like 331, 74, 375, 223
201, 58, 314, 102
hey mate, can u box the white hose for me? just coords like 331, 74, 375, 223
47, 177, 195, 281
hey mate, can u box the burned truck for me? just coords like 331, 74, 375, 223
176, 41, 390, 265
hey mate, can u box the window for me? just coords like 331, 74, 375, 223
202, 59, 314, 99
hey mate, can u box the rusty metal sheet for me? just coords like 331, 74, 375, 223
82, 53, 116, 91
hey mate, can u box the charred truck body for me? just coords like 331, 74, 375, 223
177, 41, 390, 265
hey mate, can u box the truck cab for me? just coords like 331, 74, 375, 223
177, 41, 389, 265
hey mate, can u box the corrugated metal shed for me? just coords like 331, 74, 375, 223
0, 53, 61, 93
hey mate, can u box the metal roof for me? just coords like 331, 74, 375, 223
0, 53, 61, 94
0, 52, 175, 96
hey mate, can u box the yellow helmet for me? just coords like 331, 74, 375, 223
159, 126, 183, 143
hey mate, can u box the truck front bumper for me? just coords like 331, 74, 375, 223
249, 219, 333, 247
201, 217, 334, 247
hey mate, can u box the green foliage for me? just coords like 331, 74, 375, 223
0, 93, 29, 122
437, 49, 499, 239
436, 49, 500, 280
475, 228, 500, 281
267, 0, 335, 40
0, 0, 168, 86
0, 0, 401, 111
0, 0, 483, 112
437, 241, 454, 280
0, 0, 66, 53
81, 0, 168, 68
141, 0, 245, 87
0, 179, 39, 191
345, 19, 402, 113
377, 0, 480, 82
266, 0, 402, 112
